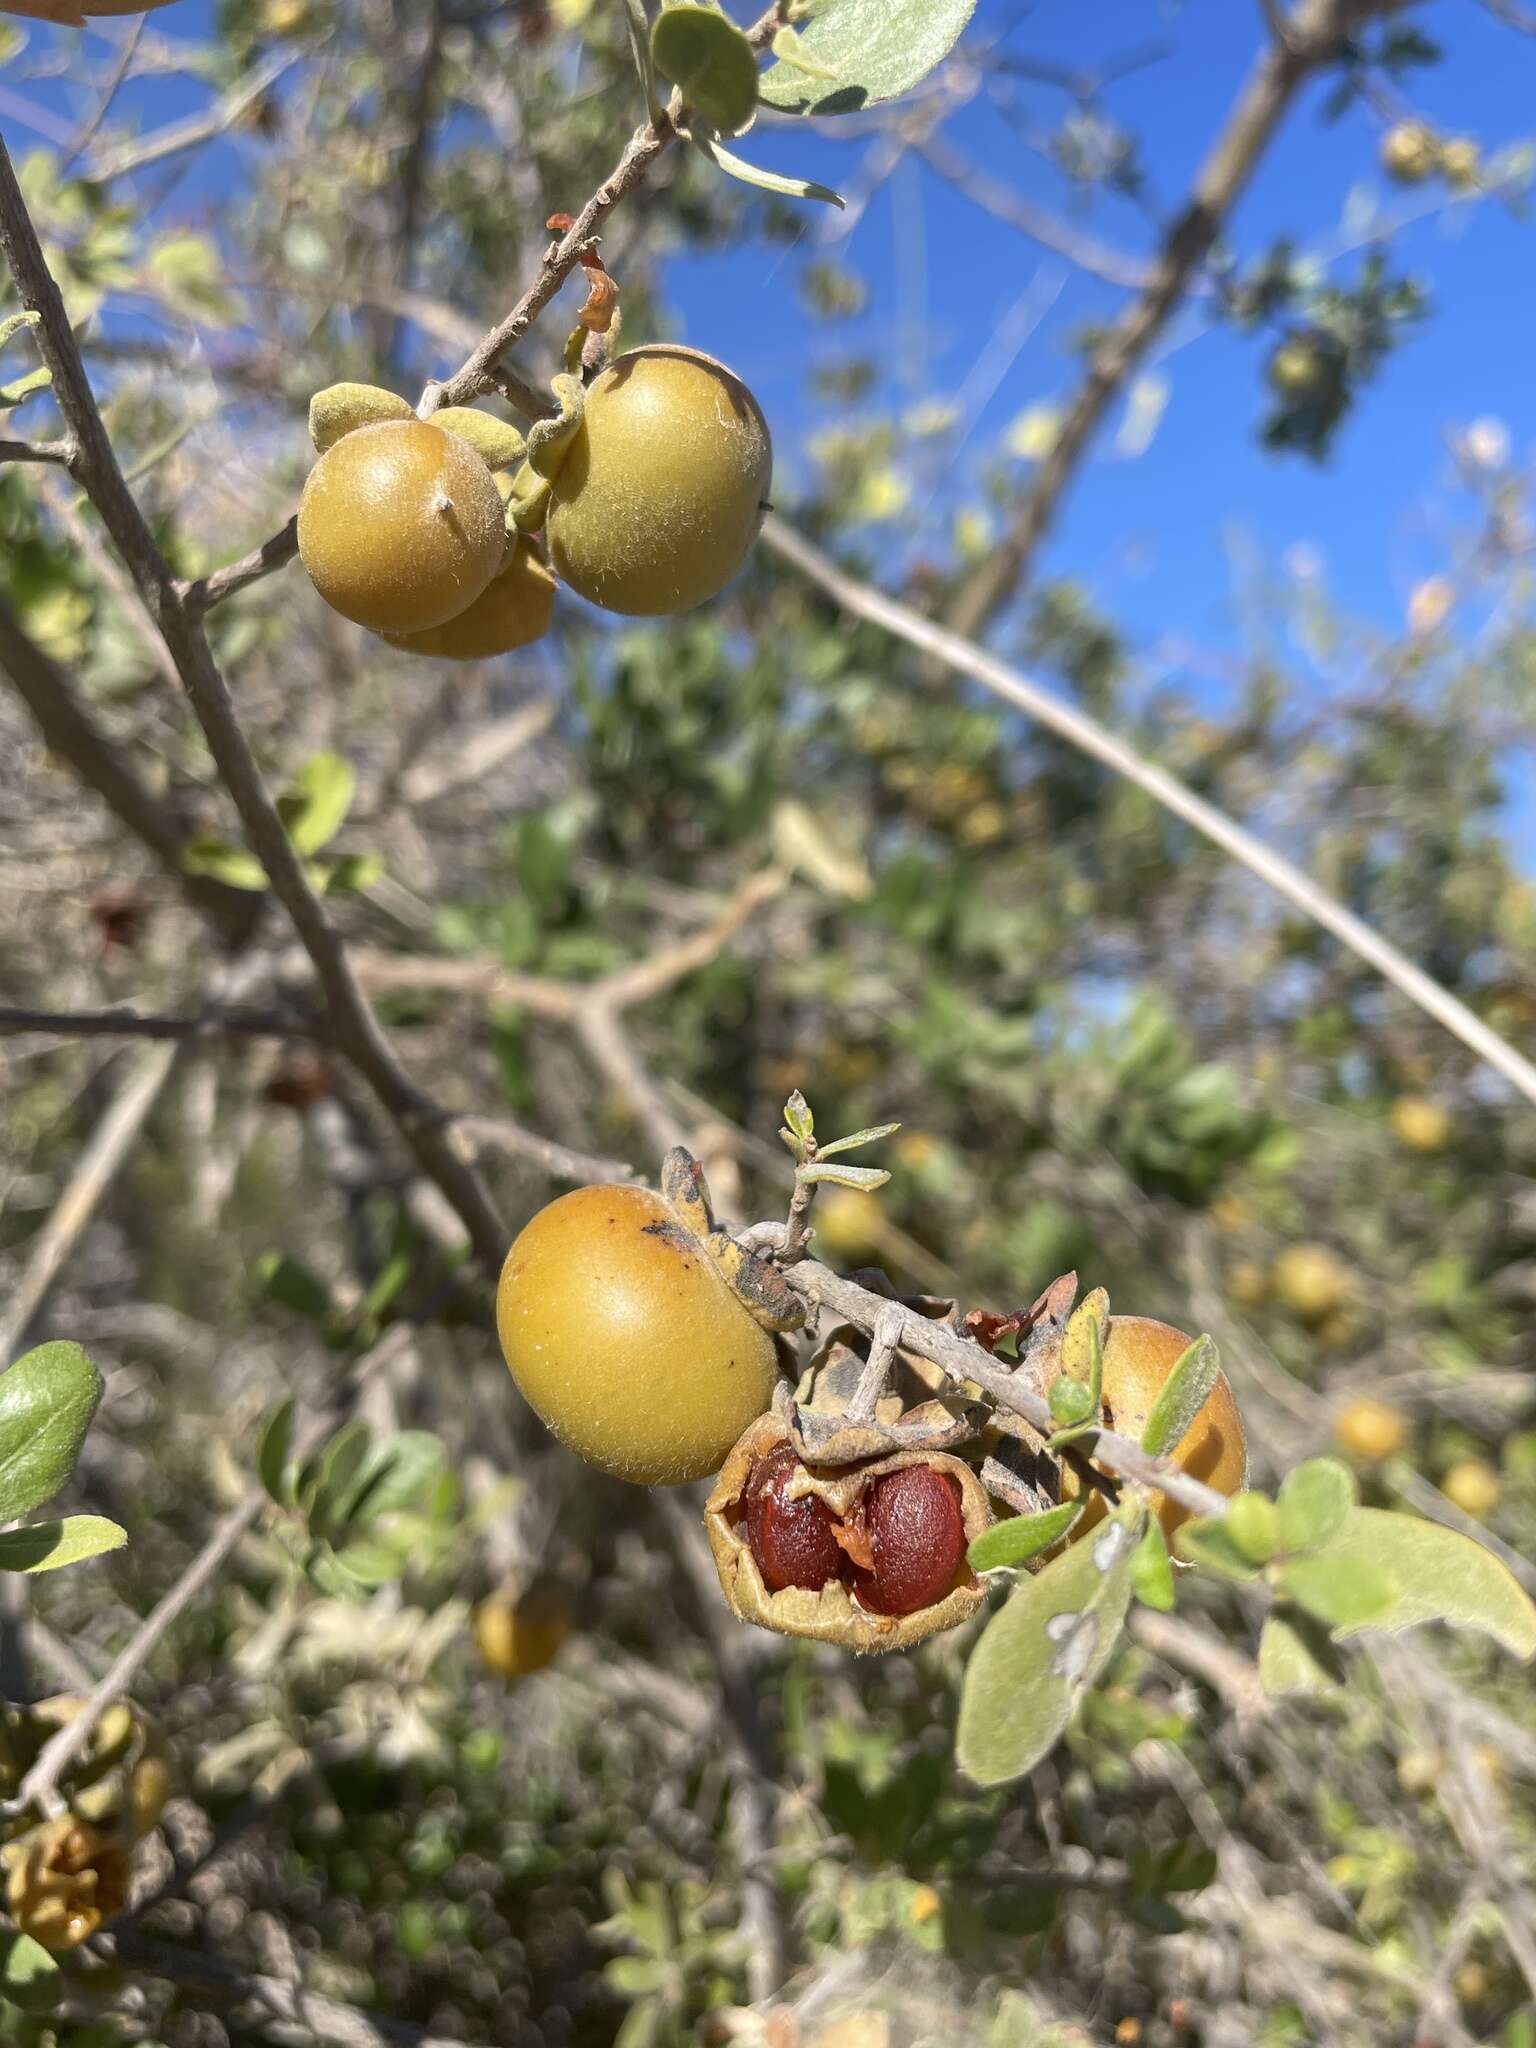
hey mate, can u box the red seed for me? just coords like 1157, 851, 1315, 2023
853, 1465, 966, 1616
743, 1447, 847, 1593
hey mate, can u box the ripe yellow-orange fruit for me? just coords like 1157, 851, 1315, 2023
1389, 1094, 1452, 1154
1333, 1396, 1407, 1464
1226, 1259, 1271, 1309
1061, 1316, 1247, 1540
545, 345, 771, 616
384, 538, 556, 660
297, 419, 504, 635
1380, 119, 1438, 183
1271, 1243, 1352, 1325
813, 1188, 887, 1262
473, 1588, 572, 1678
1441, 1458, 1501, 1519
496, 1184, 779, 1485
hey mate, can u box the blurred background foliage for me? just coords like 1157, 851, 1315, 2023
2, 1, 1536, 2045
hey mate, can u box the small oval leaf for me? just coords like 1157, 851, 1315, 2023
0, 1514, 126, 1573
758, 0, 977, 116
967, 1501, 1083, 1572
1277, 1457, 1357, 1553
0, 1342, 104, 1523
1300, 1506, 1536, 1659
652, 2, 759, 136
1139, 1334, 1219, 1458
688, 128, 844, 209
1129, 1517, 1176, 1611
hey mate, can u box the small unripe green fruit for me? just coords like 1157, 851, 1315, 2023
496, 1183, 780, 1485
297, 419, 505, 635
384, 538, 556, 659
1267, 336, 1329, 400
545, 345, 771, 616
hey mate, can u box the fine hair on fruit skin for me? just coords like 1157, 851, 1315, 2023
495, 1181, 781, 1487
545, 344, 772, 617
384, 537, 556, 660
297, 418, 506, 636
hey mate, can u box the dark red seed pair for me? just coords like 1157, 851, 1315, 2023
742, 1449, 966, 1617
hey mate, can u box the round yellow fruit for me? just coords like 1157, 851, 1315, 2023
473, 1589, 572, 1678
1271, 1243, 1352, 1325
297, 419, 505, 635
1380, 119, 1438, 183
1226, 1259, 1271, 1310
1441, 1458, 1501, 1519
1389, 1094, 1451, 1154
1333, 1396, 1407, 1463
813, 1188, 887, 1262
545, 345, 771, 616
1060, 1315, 1247, 1540
384, 538, 556, 659
1439, 137, 1481, 189
496, 1183, 780, 1485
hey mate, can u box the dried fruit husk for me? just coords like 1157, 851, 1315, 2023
705, 1413, 992, 1653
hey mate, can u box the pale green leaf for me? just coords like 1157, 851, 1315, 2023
1172, 1517, 1264, 1581
284, 752, 356, 856
1277, 1457, 1357, 1553
257, 1395, 294, 1504
967, 1501, 1083, 1572
759, 0, 976, 114
688, 128, 844, 209
799, 1162, 890, 1190
1129, 1517, 1176, 1611
1139, 1334, 1219, 1457
652, 2, 759, 135
0, 1515, 126, 1573
815, 1122, 901, 1160
1278, 1549, 1398, 1631
956, 1507, 1139, 1787
1301, 1506, 1536, 1659
0, 1929, 61, 2012
1258, 1607, 1347, 1696
0, 1342, 103, 1523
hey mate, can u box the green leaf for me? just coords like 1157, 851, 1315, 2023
331, 1535, 411, 1587
0, 310, 40, 350
814, 1122, 901, 1160
0, 1515, 126, 1574
956, 1507, 1140, 1787
1048, 1377, 1096, 1428
769, 25, 837, 80
653, 2, 759, 136
0, 1342, 104, 1523
0, 1929, 61, 2012
0, 364, 51, 409
1258, 1606, 1348, 1696
1139, 1334, 1219, 1458
621, 0, 663, 123
256, 1251, 333, 1324
1172, 1517, 1264, 1581
323, 852, 384, 894
1129, 1517, 1176, 1611
967, 1501, 1083, 1572
282, 752, 356, 856
782, 1089, 814, 1143
1278, 1548, 1398, 1631
759, 0, 977, 115
1277, 1457, 1357, 1553
1297, 1506, 1536, 1659
1224, 1490, 1280, 1565
309, 1420, 373, 1537
342, 1430, 449, 1526
688, 128, 844, 209
799, 1162, 890, 1190
181, 837, 267, 890
257, 1395, 294, 1504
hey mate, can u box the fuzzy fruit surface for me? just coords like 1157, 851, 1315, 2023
852, 1465, 966, 1616
496, 1183, 779, 1486
384, 538, 556, 659
546, 345, 771, 616
743, 1445, 847, 1592
297, 419, 505, 635
1060, 1315, 1247, 1540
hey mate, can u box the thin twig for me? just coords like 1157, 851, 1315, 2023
82, 49, 300, 184
944, 0, 1392, 642
0, 1005, 322, 1045
761, 512, 1536, 1112
0, 1040, 179, 1363
0, 436, 75, 466
450, 1115, 639, 1186
179, 514, 298, 615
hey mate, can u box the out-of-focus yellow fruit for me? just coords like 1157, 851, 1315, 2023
1407, 576, 1453, 637
894, 1131, 938, 1172
1441, 1458, 1501, 1519
1389, 1094, 1452, 1154
1333, 1397, 1407, 1464
1380, 119, 1438, 183
1227, 1260, 1271, 1310
1396, 1747, 1442, 1796
473, 1589, 573, 1678
1207, 1194, 1253, 1234
1271, 1244, 1352, 1325
129, 1754, 172, 1839
815, 2018, 891, 2048
1439, 137, 1481, 188
908, 1883, 942, 1924
1453, 1962, 1492, 2006
814, 1188, 887, 1262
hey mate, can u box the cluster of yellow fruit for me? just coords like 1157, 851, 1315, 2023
1380, 120, 1481, 189
491, 1158, 1248, 1655
296, 346, 772, 660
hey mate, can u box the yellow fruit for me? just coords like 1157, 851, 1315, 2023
1439, 137, 1481, 188
1453, 1962, 1492, 2006
1396, 1747, 1441, 1796
1271, 1244, 1352, 1325
1226, 1260, 1271, 1310
297, 419, 505, 635
128, 1754, 172, 1839
894, 1131, 938, 1171
1441, 1458, 1501, 1519
384, 538, 556, 660
1333, 1396, 1407, 1463
496, 1183, 779, 1485
1389, 1094, 1451, 1154
545, 345, 771, 616
813, 1188, 887, 1262
1059, 1316, 1247, 1540
908, 1883, 942, 1924
473, 1589, 572, 1678
1380, 119, 1438, 183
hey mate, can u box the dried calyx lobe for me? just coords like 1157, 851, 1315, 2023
742, 1450, 967, 1615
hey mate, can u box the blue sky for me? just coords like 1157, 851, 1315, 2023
8, 0, 1536, 845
